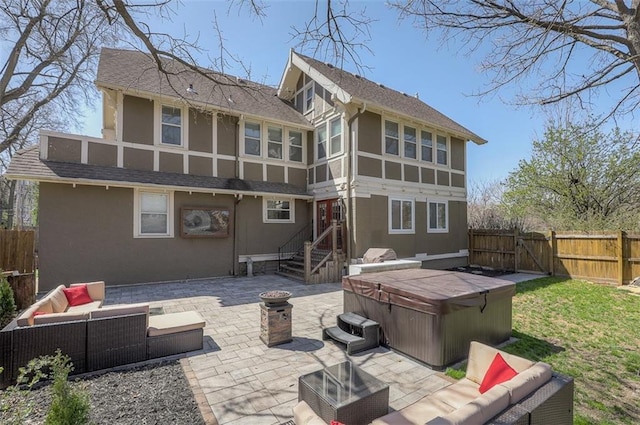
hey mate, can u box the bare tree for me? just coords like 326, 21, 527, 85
467, 178, 530, 230
391, 0, 640, 122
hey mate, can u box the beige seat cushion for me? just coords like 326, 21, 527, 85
427, 384, 510, 425
466, 341, 534, 385
49, 286, 69, 313
499, 362, 552, 404
17, 298, 54, 326
431, 378, 480, 409
147, 311, 205, 337
90, 303, 150, 327
67, 300, 103, 313
372, 395, 454, 425
33, 311, 89, 325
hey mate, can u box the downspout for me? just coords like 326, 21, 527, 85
346, 103, 366, 265
232, 116, 241, 276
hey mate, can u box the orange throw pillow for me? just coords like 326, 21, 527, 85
479, 353, 518, 393
62, 284, 93, 306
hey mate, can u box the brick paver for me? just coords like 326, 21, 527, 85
105, 275, 452, 424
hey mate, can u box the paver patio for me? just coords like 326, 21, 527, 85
104, 275, 455, 425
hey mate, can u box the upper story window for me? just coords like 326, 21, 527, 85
404, 126, 417, 159
421, 130, 433, 162
389, 198, 414, 234
268, 126, 283, 159
161, 105, 182, 146
264, 198, 294, 223
289, 131, 303, 162
329, 117, 342, 156
385, 120, 399, 155
304, 83, 314, 113
436, 134, 448, 165
317, 124, 327, 160
134, 190, 173, 238
245, 122, 261, 156
428, 199, 448, 233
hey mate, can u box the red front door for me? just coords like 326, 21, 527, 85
316, 198, 343, 250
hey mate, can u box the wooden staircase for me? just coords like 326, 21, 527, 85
277, 219, 345, 284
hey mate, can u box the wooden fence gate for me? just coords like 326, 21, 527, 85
0, 229, 36, 309
468, 229, 640, 286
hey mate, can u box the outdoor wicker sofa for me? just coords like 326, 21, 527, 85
293, 341, 573, 425
1, 281, 206, 388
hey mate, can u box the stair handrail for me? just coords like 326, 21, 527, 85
305, 219, 343, 281
278, 221, 313, 272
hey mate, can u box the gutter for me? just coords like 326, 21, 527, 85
345, 104, 366, 263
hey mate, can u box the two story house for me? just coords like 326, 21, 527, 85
6, 48, 486, 291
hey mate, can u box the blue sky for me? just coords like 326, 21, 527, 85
80, 1, 600, 183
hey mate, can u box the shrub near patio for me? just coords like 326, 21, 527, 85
498, 277, 639, 424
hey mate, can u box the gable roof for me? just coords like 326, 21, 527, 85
5, 146, 311, 198
282, 51, 486, 145
97, 48, 311, 128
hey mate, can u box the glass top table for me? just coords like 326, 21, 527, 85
298, 361, 389, 425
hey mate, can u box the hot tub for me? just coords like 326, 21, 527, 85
342, 269, 515, 369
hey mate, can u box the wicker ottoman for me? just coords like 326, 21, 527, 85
147, 311, 205, 359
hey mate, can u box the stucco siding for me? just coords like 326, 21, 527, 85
88, 143, 117, 167
385, 161, 402, 181
189, 156, 213, 177
243, 162, 262, 181
159, 151, 183, 174
357, 111, 382, 155
217, 159, 236, 178
288, 168, 307, 188
47, 137, 81, 163
451, 137, 465, 171
315, 164, 327, 183
437, 170, 450, 186
451, 173, 465, 188
404, 164, 419, 183
38, 183, 236, 291
236, 197, 310, 257
122, 95, 153, 145
217, 115, 237, 156
267, 165, 285, 183
352, 195, 468, 259
422, 167, 435, 184
189, 109, 213, 153
328, 159, 342, 180
357, 156, 382, 178
123, 147, 153, 171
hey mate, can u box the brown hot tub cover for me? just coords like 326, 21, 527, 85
343, 268, 515, 316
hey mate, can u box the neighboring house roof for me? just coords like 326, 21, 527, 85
97, 48, 312, 128
282, 51, 487, 145
5, 147, 311, 198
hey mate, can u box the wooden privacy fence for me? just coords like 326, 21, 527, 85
468, 229, 640, 286
0, 229, 36, 309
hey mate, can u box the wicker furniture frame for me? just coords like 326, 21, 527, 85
298, 361, 389, 425
1, 310, 204, 388
488, 373, 574, 424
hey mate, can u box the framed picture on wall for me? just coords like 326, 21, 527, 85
181, 207, 230, 238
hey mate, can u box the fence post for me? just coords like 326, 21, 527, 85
513, 227, 519, 272
469, 228, 474, 265
548, 230, 556, 276
618, 230, 625, 286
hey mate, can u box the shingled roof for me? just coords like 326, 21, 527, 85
6, 147, 311, 198
96, 48, 311, 128
293, 53, 486, 145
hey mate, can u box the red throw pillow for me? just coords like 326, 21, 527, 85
479, 353, 518, 393
330, 421, 345, 425
62, 284, 93, 306
33, 311, 48, 317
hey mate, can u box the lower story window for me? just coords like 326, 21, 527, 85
428, 200, 448, 233
135, 190, 173, 237
264, 198, 294, 223
389, 198, 414, 234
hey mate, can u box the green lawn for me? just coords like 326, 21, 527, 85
448, 277, 640, 424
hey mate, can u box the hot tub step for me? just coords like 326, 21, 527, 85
322, 313, 380, 355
